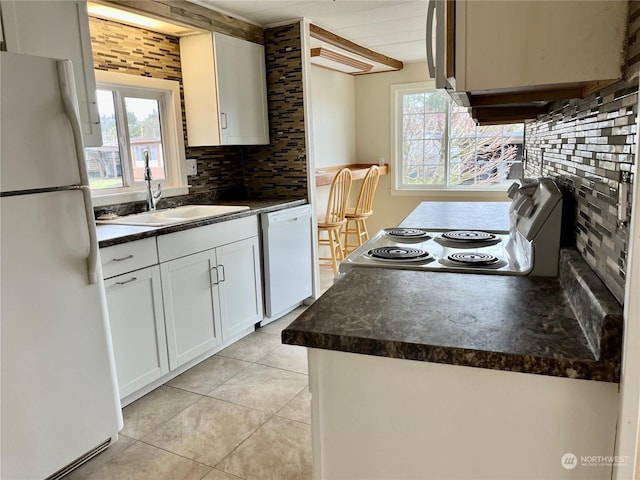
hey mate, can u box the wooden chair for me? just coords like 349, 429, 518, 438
318, 168, 352, 273
343, 165, 380, 255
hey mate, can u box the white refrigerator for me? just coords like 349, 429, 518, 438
0, 52, 123, 479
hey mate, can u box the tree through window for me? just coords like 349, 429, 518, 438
394, 84, 523, 190
85, 88, 167, 190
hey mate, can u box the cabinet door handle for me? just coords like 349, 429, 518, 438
113, 254, 134, 262
210, 266, 220, 285
115, 277, 137, 285
426, 0, 437, 79
217, 264, 226, 283
221, 112, 228, 129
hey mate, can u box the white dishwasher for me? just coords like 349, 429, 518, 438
261, 204, 313, 324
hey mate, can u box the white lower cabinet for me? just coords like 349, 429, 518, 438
101, 238, 166, 400
101, 214, 264, 401
104, 266, 168, 399
160, 235, 263, 369
216, 236, 263, 340
161, 250, 221, 370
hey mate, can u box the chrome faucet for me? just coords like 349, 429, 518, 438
143, 150, 162, 211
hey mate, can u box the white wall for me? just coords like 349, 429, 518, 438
355, 61, 508, 234
310, 65, 356, 260
310, 65, 356, 169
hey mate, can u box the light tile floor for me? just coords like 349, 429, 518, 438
67, 305, 314, 480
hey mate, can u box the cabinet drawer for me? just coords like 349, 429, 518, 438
101, 238, 158, 278
157, 215, 258, 262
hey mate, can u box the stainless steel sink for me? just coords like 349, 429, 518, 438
96, 205, 250, 227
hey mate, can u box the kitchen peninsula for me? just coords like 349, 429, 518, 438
282, 201, 623, 480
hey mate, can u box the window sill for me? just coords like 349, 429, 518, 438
90, 185, 190, 207
390, 188, 510, 201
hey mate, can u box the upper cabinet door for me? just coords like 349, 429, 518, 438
214, 33, 270, 145
1, 1, 102, 147
180, 32, 270, 146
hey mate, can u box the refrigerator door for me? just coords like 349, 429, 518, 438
0, 51, 82, 193
0, 190, 123, 480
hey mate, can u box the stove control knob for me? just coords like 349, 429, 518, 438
515, 196, 535, 217
507, 182, 520, 199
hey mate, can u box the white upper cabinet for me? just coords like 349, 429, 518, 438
1, 1, 102, 147
455, 0, 627, 93
180, 32, 270, 146
428, 0, 628, 123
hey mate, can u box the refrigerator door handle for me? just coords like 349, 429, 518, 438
80, 186, 99, 284
57, 60, 99, 284
56, 59, 90, 187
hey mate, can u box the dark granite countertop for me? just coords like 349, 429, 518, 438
283, 253, 622, 382
399, 201, 511, 232
97, 198, 306, 248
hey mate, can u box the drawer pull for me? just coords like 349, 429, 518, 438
113, 254, 134, 262
115, 277, 137, 285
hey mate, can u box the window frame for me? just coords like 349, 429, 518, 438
88, 70, 187, 206
390, 81, 522, 197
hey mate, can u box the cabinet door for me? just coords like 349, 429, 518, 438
214, 33, 269, 145
161, 251, 221, 370
1, 1, 102, 147
105, 266, 168, 399
215, 236, 263, 341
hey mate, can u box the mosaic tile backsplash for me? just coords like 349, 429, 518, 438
88, 17, 306, 202
89, 17, 246, 198
243, 22, 309, 199
524, 0, 639, 303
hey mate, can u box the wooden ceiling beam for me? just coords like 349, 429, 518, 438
98, 0, 264, 44
309, 23, 403, 71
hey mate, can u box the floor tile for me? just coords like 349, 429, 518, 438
276, 387, 311, 425
217, 416, 312, 480
319, 267, 335, 294
167, 355, 251, 395
258, 306, 307, 335
65, 439, 211, 480
217, 331, 282, 363
142, 396, 270, 467
207, 363, 308, 414
256, 344, 308, 374
201, 468, 243, 480
121, 385, 202, 440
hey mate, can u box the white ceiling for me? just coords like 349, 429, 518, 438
189, 0, 428, 63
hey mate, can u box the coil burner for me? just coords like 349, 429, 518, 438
435, 230, 502, 248
366, 246, 433, 263
440, 252, 508, 269
442, 231, 497, 242
385, 228, 431, 242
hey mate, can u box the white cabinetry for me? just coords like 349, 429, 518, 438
180, 32, 269, 146
100, 215, 264, 399
160, 250, 221, 370
428, 0, 627, 123
309, 349, 619, 480
215, 236, 263, 340
101, 238, 168, 399
453, 1, 626, 93
157, 216, 263, 369
1, 1, 102, 147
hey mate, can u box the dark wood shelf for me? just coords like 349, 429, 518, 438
315, 163, 388, 187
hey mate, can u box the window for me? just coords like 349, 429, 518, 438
84, 71, 187, 203
392, 82, 523, 191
